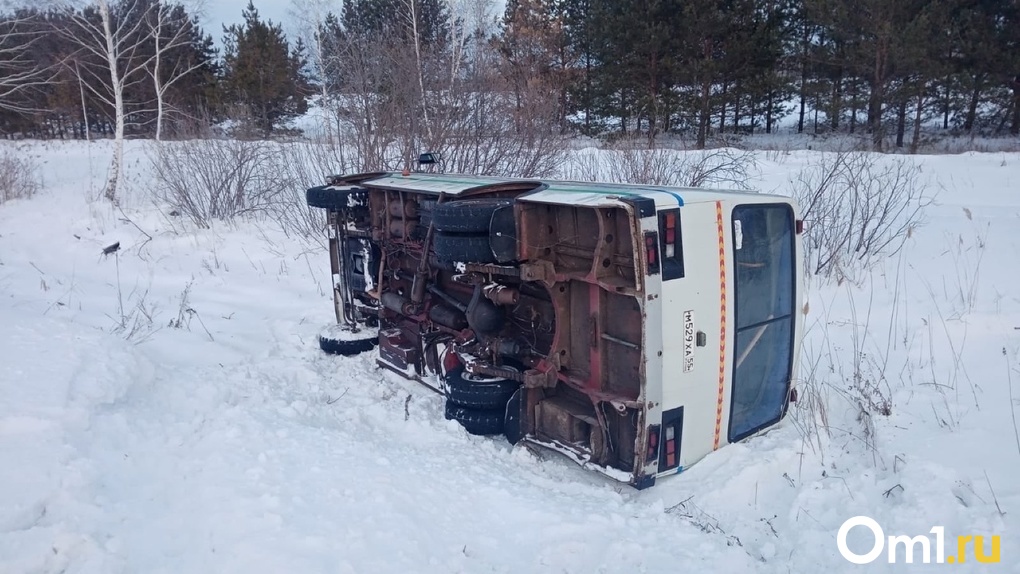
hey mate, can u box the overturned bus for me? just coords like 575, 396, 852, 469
305, 170, 803, 489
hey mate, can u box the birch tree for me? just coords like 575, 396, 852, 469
289, 0, 337, 135
148, 1, 209, 140
59, 0, 157, 201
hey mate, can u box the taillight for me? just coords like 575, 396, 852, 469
796, 219, 804, 235
664, 426, 677, 468
656, 210, 685, 280
644, 232, 660, 274
658, 407, 684, 472
646, 425, 660, 465
663, 212, 677, 258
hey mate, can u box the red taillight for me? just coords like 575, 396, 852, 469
662, 212, 678, 258
664, 426, 676, 468
646, 425, 660, 464
645, 234, 658, 266
796, 219, 804, 235
658, 408, 684, 471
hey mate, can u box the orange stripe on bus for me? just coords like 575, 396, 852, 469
713, 201, 727, 450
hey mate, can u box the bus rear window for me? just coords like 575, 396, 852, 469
729, 204, 796, 442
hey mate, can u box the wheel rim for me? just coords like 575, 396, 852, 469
462, 366, 519, 384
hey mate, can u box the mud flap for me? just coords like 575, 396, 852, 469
504, 387, 526, 445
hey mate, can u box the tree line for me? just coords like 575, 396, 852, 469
0, 1, 308, 141
521, 0, 1020, 149
1, 0, 1018, 151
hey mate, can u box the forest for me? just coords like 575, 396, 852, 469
1, 0, 1018, 153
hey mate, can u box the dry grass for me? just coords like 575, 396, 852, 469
0, 147, 39, 204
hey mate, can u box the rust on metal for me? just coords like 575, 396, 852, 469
327, 209, 343, 325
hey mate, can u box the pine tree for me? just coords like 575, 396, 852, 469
560, 0, 599, 134
499, 0, 572, 131
580, 0, 683, 139
221, 2, 309, 135
338, 0, 450, 47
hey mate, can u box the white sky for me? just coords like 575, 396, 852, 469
201, 0, 502, 45
201, 0, 295, 37
0, 0, 502, 46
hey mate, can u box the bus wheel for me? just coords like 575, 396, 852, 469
318, 324, 378, 356
443, 365, 520, 410
444, 403, 504, 436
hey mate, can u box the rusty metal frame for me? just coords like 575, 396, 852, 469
326, 208, 345, 325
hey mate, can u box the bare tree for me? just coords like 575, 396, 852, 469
403, 0, 434, 144
288, 0, 335, 137
0, 12, 54, 114
316, 0, 564, 175
58, 0, 157, 201
323, 24, 401, 170
432, 23, 567, 177
149, 0, 208, 140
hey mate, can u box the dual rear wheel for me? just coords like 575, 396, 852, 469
443, 365, 520, 436
431, 199, 512, 264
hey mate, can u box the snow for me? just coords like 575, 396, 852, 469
2, 139, 1019, 572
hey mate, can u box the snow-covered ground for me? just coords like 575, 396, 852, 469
1, 140, 1018, 573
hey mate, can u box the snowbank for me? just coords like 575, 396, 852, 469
1, 140, 1017, 572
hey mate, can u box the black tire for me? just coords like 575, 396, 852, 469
433, 232, 495, 263
432, 199, 512, 233
444, 402, 505, 435
318, 326, 378, 356
444, 365, 520, 409
306, 186, 351, 210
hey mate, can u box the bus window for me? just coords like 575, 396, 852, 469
729, 204, 796, 442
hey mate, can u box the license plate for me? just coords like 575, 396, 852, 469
683, 310, 695, 372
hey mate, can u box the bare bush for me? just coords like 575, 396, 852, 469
317, 4, 567, 178
423, 23, 569, 178
150, 138, 292, 227
167, 281, 214, 341
106, 251, 159, 344
321, 32, 402, 171
792, 150, 932, 281
149, 133, 356, 245
434, 89, 568, 177
271, 138, 358, 245
0, 148, 39, 203
560, 144, 756, 189
792, 281, 895, 466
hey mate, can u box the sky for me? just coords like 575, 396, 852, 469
201, 0, 503, 44
0, 0, 502, 46
202, 0, 295, 37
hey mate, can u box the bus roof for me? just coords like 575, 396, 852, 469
351, 172, 785, 209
